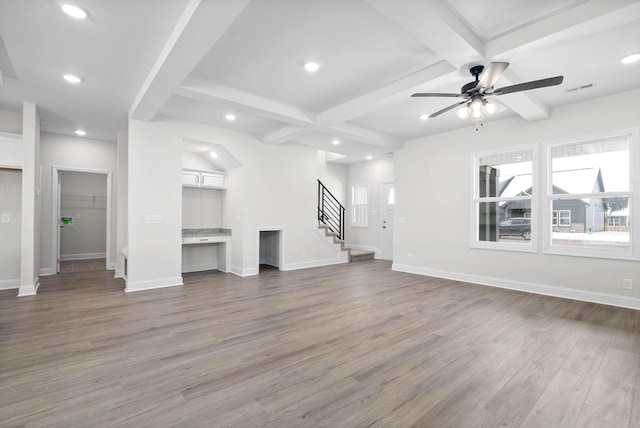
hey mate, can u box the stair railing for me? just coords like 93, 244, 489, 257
317, 180, 346, 240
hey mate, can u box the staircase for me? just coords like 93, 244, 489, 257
317, 180, 375, 263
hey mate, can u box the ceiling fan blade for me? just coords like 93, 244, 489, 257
493, 76, 564, 95
429, 100, 468, 118
411, 92, 463, 98
477, 62, 509, 92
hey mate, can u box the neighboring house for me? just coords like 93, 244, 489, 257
499, 168, 607, 233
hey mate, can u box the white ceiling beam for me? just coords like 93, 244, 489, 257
366, 0, 484, 68
328, 123, 401, 149
177, 78, 315, 127
129, 0, 250, 121
264, 125, 317, 145
317, 61, 456, 126
492, 69, 550, 121
486, 0, 640, 58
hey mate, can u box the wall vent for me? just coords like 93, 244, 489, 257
566, 83, 594, 93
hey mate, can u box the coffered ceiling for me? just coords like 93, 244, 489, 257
1, 0, 639, 163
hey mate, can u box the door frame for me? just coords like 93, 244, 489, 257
256, 226, 285, 272
52, 166, 113, 272
379, 181, 394, 261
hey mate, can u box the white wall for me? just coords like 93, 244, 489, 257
0, 169, 21, 289
115, 130, 128, 278
19, 103, 40, 296
183, 151, 216, 171
59, 170, 107, 259
345, 156, 394, 257
182, 187, 223, 228
127, 119, 183, 291
0, 109, 23, 135
393, 88, 640, 308
317, 150, 347, 203
129, 117, 346, 282
39, 133, 117, 275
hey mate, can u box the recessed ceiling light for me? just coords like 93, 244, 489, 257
225, 114, 236, 122
209, 151, 218, 159
63, 73, 82, 84
304, 62, 320, 72
74, 129, 86, 136
366, 155, 373, 160
621, 53, 640, 64
332, 139, 340, 145
419, 114, 429, 121
60, 2, 89, 19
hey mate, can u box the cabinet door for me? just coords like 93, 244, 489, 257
200, 172, 225, 188
182, 170, 200, 186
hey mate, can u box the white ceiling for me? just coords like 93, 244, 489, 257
1, 0, 639, 164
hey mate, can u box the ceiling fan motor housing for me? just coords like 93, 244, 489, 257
461, 65, 485, 94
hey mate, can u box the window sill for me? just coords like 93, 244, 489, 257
470, 241, 537, 253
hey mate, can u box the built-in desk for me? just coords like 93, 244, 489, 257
181, 228, 231, 273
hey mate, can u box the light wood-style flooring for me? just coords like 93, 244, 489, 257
1, 260, 640, 427
59, 258, 107, 273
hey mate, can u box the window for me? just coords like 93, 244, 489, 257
473, 148, 534, 248
351, 184, 368, 227
608, 217, 621, 226
473, 133, 635, 259
548, 135, 630, 253
552, 210, 571, 226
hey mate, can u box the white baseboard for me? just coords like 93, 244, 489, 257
39, 267, 55, 276
125, 276, 183, 293
114, 269, 124, 279
0, 278, 20, 290
182, 262, 218, 274
231, 265, 258, 277
392, 263, 640, 311
346, 244, 381, 259
282, 256, 348, 271
60, 252, 106, 261
17, 277, 40, 297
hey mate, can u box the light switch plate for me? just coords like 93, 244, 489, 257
1, 214, 9, 223
145, 214, 162, 224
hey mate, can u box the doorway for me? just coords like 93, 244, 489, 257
381, 182, 394, 260
52, 167, 112, 273
259, 229, 283, 272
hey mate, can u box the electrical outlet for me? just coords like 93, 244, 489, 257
623, 279, 633, 290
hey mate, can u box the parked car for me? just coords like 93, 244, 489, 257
499, 218, 531, 240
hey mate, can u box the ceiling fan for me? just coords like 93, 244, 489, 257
412, 62, 563, 120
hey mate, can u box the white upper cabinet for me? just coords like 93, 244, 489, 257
181, 169, 200, 186
200, 172, 225, 188
182, 169, 225, 189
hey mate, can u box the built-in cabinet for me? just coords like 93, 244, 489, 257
182, 169, 225, 189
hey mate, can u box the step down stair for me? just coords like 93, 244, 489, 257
349, 249, 375, 262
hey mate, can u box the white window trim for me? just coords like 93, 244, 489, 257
351, 184, 368, 227
558, 210, 571, 227
470, 145, 538, 253
540, 129, 639, 261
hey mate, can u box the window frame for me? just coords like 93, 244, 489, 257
541, 131, 637, 261
351, 184, 369, 227
558, 210, 571, 227
470, 129, 639, 261
470, 145, 538, 253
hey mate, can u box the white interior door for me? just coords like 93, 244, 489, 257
381, 182, 394, 260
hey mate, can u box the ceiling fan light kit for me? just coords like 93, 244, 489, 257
412, 62, 564, 123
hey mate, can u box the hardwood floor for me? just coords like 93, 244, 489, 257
59, 258, 107, 273
1, 260, 639, 427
